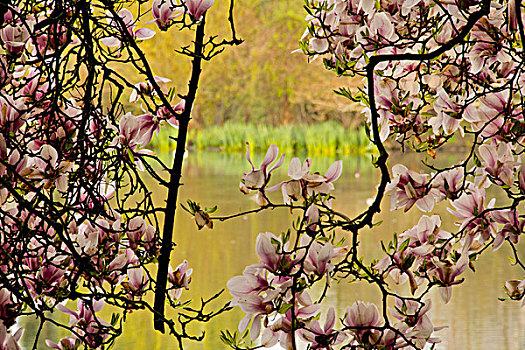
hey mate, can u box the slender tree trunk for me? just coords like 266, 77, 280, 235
153, 18, 206, 333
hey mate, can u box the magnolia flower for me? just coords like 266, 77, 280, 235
29, 144, 74, 192
151, 0, 182, 30
45, 336, 80, 350
504, 279, 525, 305
101, 9, 155, 47
305, 160, 343, 196
194, 209, 213, 229
0, 96, 24, 135
345, 301, 381, 329
387, 164, 437, 212
477, 142, 516, 187
255, 232, 282, 272
428, 88, 462, 136
519, 164, 525, 193
123, 267, 149, 296
448, 188, 496, 245
430, 254, 469, 303
268, 158, 342, 204
0, 289, 17, 328
182, 0, 214, 20
167, 260, 192, 300
241, 143, 284, 191
305, 204, 320, 232
391, 298, 432, 328
57, 299, 109, 348
299, 308, 347, 349
129, 76, 171, 103
257, 295, 320, 346
227, 266, 269, 299
126, 216, 155, 250
303, 240, 345, 276
344, 301, 382, 344
0, 22, 33, 56
432, 167, 464, 201
35, 265, 66, 294
0, 321, 23, 350
491, 209, 523, 250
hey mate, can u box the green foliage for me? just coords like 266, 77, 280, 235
151, 122, 373, 155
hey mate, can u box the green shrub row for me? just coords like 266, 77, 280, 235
151, 122, 372, 155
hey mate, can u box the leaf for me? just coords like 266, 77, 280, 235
111, 313, 120, 326
398, 238, 410, 252
205, 205, 218, 214
180, 203, 192, 214
278, 303, 293, 314
282, 229, 291, 244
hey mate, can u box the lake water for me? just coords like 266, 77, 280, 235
21, 151, 525, 349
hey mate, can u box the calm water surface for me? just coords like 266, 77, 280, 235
21, 151, 525, 349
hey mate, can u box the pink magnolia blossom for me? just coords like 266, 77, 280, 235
129, 76, 171, 103
0, 22, 32, 56
0, 322, 23, 350
464, 92, 508, 139
432, 167, 464, 201
151, 0, 182, 30
0, 289, 17, 327
391, 298, 431, 328
344, 301, 382, 345
305, 204, 320, 232
299, 308, 347, 349
303, 240, 346, 276
241, 143, 284, 191
167, 260, 192, 300
477, 142, 516, 187
430, 254, 469, 303
126, 216, 155, 250
182, 0, 214, 21
56, 299, 109, 348
345, 301, 381, 329
255, 232, 283, 272
227, 266, 269, 299
305, 160, 343, 197
28, 144, 74, 192
35, 265, 66, 294
123, 267, 149, 297
0, 96, 24, 135
101, 9, 156, 47
428, 88, 462, 136
387, 164, 437, 212
135, 99, 184, 146
268, 158, 343, 204
45, 336, 80, 350
279, 157, 312, 204
257, 297, 320, 346
504, 279, 525, 306
519, 163, 525, 193
448, 188, 496, 245
491, 209, 524, 250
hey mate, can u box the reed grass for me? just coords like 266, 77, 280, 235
150, 122, 373, 155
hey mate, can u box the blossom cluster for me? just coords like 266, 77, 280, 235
0, 0, 215, 348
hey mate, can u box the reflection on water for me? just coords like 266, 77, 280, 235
21, 151, 525, 349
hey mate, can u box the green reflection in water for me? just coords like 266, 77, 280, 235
21, 151, 525, 350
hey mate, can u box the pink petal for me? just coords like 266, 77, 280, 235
288, 158, 303, 180
324, 307, 336, 332
261, 144, 279, 170
325, 160, 343, 183
134, 28, 156, 40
